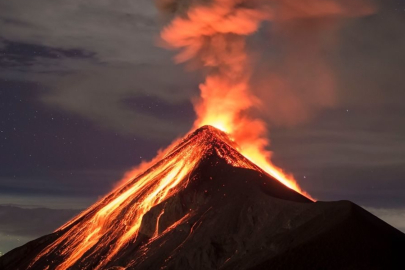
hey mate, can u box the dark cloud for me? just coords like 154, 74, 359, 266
0, 40, 94, 67
38, 64, 199, 139
0, 0, 199, 139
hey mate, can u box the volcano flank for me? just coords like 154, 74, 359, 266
0, 126, 404, 270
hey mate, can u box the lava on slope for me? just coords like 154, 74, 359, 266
0, 126, 307, 270
1, 126, 404, 270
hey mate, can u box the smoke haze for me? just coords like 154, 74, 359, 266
157, 0, 375, 127
156, 0, 375, 195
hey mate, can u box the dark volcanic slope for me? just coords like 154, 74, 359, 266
1, 126, 404, 270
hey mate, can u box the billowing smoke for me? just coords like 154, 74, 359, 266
156, 0, 374, 194
250, 0, 375, 126
157, 0, 374, 126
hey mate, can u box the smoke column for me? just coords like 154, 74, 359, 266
157, 0, 374, 195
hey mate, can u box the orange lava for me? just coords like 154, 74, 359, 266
29, 126, 277, 270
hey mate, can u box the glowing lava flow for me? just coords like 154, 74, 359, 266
29, 126, 274, 270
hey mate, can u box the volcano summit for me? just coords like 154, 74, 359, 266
0, 126, 404, 270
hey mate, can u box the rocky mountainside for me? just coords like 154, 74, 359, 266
0, 126, 404, 270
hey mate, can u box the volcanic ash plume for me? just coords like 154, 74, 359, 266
158, 0, 301, 194
158, 0, 374, 195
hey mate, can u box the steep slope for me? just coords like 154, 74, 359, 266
1, 126, 404, 270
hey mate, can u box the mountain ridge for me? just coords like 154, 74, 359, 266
1, 126, 404, 270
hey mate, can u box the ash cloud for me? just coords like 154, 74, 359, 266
250, 0, 374, 127
156, 0, 375, 127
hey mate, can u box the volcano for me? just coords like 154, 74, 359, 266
1, 126, 404, 270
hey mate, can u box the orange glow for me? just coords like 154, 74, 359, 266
29, 126, 280, 269
161, 0, 312, 198
29, 129, 206, 269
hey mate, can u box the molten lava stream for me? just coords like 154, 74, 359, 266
30, 132, 215, 270
29, 125, 312, 270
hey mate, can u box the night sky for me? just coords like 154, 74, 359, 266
1, 0, 405, 254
